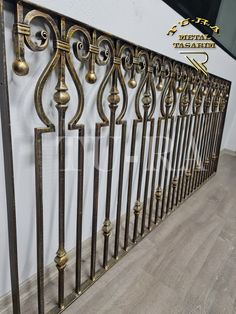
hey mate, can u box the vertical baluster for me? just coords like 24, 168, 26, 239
14, 10, 60, 313
195, 115, 206, 188
0, 1, 21, 312
103, 71, 119, 269
185, 114, 200, 198
210, 86, 224, 176
35, 130, 46, 314
160, 117, 174, 219
175, 115, 192, 206
201, 113, 213, 183
90, 124, 103, 280
190, 113, 203, 193
196, 82, 213, 187
214, 111, 224, 172
114, 45, 133, 252
180, 114, 194, 202
75, 127, 84, 294
200, 112, 212, 184
214, 114, 223, 172
215, 86, 230, 172
141, 119, 155, 235
210, 112, 220, 175
148, 118, 162, 229
208, 112, 218, 178
190, 78, 207, 192
54, 18, 70, 309
114, 122, 127, 259
155, 118, 168, 222
166, 116, 180, 214
133, 80, 151, 243
206, 114, 215, 181
206, 86, 221, 178
184, 93, 201, 198
171, 116, 185, 210
124, 121, 138, 250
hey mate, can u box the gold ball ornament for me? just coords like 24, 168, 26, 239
12, 59, 29, 76
128, 78, 137, 89
85, 71, 97, 84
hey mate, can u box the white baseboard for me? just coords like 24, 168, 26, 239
0, 247, 76, 313
221, 148, 236, 157
0, 231, 101, 313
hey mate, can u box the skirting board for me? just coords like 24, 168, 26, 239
221, 149, 236, 157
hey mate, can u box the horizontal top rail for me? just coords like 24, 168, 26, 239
9, 0, 231, 83
8, 0, 231, 83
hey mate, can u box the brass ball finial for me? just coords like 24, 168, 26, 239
177, 85, 183, 93
12, 59, 29, 76
156, 82, 163, 91
85, 71, 97, 84
128, 78, 137, 89
192, 88, 196, 95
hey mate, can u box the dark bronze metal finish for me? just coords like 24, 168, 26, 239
0, 1, 20, 313
0, 1, 231, 313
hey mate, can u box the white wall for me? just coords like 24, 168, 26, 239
0, 0, 235, 299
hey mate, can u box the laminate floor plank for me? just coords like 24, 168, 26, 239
65, 154, 236, 314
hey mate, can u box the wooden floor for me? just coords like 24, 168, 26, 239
64, 154, 236, 314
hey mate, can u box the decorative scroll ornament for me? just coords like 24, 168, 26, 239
212, 80, 221, 112
96, 37, 129, 123
176, 64, 184, 93
190, 72, 198, 95
135, 50, 156, 120
66, 26, 86, 129
202, 76, 209, 96
156, 56, 165, 92
192, 74, 204, 114
219, 83, 229, 112
203, 80, 214, 113
72, 28, 98, 84
121, 45, 137, 89
179, 67, 192, 115
12, 7, 87, 132
160, 59, 177, 118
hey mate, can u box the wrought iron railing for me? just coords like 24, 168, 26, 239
0, 0, 231, 313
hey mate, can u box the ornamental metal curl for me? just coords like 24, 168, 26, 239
160, 59, 177, 117
179, 67, 192, 115
135, 50, 156, 120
